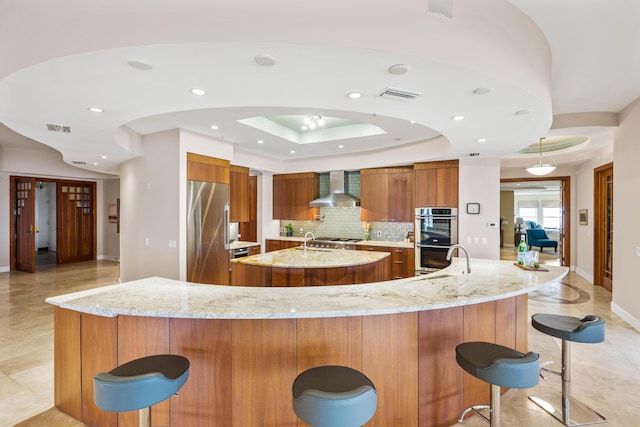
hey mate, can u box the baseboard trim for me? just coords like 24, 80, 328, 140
0, 266, 9, 273
97, 255, 120, 262
611, 302, 640, 333
575, 267, 593, 283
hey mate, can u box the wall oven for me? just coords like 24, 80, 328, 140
415, 207, 458, 273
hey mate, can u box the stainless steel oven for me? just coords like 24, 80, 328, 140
415, 207, 458, 273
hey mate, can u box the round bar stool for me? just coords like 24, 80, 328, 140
93, 354, 190, 427
292, 365, 377, 427
456, 341, 540, 427
528, 313, 607, 426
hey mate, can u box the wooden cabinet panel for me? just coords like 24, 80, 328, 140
116, 316, 170, 427
297, 317, 363, 371
273, 173, 319, 220
358, 245, 415, 278
360, 171, 389, 222
229, 165, 249, 222
361, 167, 414, 222
231, 319, 298, 427
462, 301, 496, 409
186, 153, 230, 183
418, 307, 464, 427
414, 160, 458, 207
248, 244, 261, 256
170, 318, 232, 427
80, 313, 117, 427
54, 307, 82, 421
363, 313, 419, 427
240, 175, 258, 242
265, 239, 281, 252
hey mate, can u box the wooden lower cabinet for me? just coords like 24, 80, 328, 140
359, 245, 415, 278
55, 294, 529, 427
265, 239, 301, 252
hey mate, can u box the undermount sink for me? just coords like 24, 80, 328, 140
422, 273, 454, 280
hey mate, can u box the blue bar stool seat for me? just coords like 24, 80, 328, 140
292, 365, 377, 427
456, 341, 540, 427
528, 313, 607, 426
93, 354, 190, 427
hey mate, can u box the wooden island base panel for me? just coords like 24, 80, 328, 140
48, 259, 569, 427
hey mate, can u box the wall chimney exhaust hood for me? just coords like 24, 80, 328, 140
309, 171, 360, 208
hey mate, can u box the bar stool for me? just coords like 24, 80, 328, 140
528, 313, 607, 426
93, 354, 190, 427
292, 365, 377, 427
456, 341, 540, 427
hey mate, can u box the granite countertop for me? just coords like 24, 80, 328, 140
46, 259, 568, 320
231, 247, 389, 268
229, 241, 261, 250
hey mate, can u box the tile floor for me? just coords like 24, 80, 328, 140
2, 255, 639, 426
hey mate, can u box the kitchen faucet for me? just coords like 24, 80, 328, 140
446, 244, 471, 274
303, 231, 315, 252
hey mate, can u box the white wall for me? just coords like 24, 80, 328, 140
458, 157, 501, 260
99, 178, 120, 261
611, 96, 640, 331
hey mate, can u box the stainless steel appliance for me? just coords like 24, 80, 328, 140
307, 237, 360, 250
415, 207, 458, 273
187, 180, 230, 285
231, 247, 249, 258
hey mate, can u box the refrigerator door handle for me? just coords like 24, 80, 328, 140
224, 204, 230, 250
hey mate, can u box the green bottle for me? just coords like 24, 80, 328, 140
517, 235, 528, 264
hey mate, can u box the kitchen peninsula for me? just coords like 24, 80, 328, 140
230, 246, 390, 286
47, 259, 568, 427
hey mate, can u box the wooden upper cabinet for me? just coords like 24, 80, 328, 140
273, 173, 319, 220
360, 167, 414, 222
230, 165, 249, 222
186, 153, 230, 183
414, 160, 458, 208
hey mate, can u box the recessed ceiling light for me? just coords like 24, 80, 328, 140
476, 138, 487, 143
409, 120, 416, 124
338, 145, 344, 149
452, 115, 465, 121
473, 88, 492, 95
127, 60, 153, 70
210, 125, 219, 130
99, 155, 107, 159
515, 109, 533, 116
88, 107, 103, 113
301, 126, 308, 130
190, 88, 206, 96
289, 150, 296, 154
257, 140, 264, 144
92, 162, 98, 166
388, 64, 410, 75
348, 92, 362, 99
254, 54, 276, 66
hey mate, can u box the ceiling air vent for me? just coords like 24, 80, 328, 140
379, 87, 422, 101
46, 123, 71, 133
72, 161, 86, 165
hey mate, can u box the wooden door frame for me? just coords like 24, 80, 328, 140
501, 176, 571, 267
10, 176, 97, 271
593, 162, 613, 289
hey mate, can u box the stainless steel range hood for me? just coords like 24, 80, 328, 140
309, 171, 360, 208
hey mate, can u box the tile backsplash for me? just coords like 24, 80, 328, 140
280, 207, 413, 242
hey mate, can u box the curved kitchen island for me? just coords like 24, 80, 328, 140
47, 258, 568, 427
230, 246, 391, 286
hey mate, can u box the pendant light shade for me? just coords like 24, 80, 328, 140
525, 137, 556, 176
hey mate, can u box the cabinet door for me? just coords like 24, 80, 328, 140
414, 168, 438, 208
230, 166, 249, 222
388, 172, 414, 222
391, 248, 416, 279
436, 167, 458, 207
360, 173, 389, 222
249, 245, 261, 256
273, 173, 319, 220
414, 161, 458, 208
265, 240, 281, 252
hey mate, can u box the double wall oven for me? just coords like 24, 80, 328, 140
415, 207, 458, 274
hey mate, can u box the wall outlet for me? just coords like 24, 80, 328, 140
299, 228, 304, 234
169, 240, 177, 248
377, 231, 382, 237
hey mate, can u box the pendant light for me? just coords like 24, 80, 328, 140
525, 137, 556, 176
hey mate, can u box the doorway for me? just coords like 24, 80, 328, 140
11, 176, 97, 272
500, 176, 571, 267
594, 163, 613, 291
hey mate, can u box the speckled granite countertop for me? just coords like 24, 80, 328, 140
46, 259, 568, 320
267, 236, 413, 248
231, 247, 388, 268
229, 241, 261, 250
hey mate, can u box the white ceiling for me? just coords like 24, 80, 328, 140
0, 0, 638, 175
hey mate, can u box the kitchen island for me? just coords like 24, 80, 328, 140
230, 246, 390, 286
47, 259, 568, 427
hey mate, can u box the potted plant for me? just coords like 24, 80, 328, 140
286, 223, 293, 237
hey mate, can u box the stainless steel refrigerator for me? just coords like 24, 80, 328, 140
187, 180, 230, 285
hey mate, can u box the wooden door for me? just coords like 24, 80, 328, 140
14, 177, 36, 272
360, 171, 389, 221
594, 163, 614, 291
57, 182, 96, 263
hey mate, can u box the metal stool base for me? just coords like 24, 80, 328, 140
458, 405, 491, 424
529, 394, 607, 426
458, 383, 502, 427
